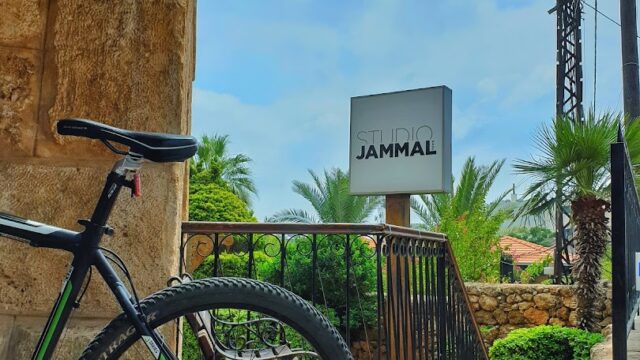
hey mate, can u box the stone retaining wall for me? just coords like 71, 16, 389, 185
351, 339, 384, 360
348, 283, 612, 358
466, 282, 612, 345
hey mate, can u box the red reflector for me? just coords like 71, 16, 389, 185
133, 174, 142, 197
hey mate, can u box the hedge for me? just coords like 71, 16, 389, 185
489, 325, 604, 360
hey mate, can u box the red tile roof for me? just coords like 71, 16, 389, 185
499, 236, 553, 265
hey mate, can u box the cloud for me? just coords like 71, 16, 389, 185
192, 87, 353, 220
192, 0, 625, 219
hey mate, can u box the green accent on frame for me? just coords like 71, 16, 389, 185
36, 281, 73, 360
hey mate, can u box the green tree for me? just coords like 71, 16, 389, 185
189, 183, 256, 222
269, 168, 381, 223
514, 112, 635, 331
411, 157, 510, 281
190, 134, 257, 205
411, 157, 509, 229
506, 226, 555, 247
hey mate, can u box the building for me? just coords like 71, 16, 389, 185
499, 235, 553, 268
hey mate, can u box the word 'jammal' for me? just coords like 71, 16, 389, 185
355, 141, 436, 160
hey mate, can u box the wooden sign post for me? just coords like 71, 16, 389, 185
385, 194, 411, 360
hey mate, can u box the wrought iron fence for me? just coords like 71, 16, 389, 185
179, 222, 488, 359
611, 136, 640, 360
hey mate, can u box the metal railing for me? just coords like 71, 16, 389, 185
611, 136, 640, 360
180, 222, 488, 359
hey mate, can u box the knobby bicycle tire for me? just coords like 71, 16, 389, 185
78, 277, 353, 359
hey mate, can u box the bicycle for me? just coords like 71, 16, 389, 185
0, 119, 352, 360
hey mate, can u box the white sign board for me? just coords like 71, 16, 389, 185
349, 86, 452, 195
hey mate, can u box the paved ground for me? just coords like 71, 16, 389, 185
629, 317, 640, 359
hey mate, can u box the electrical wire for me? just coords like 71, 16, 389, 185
593, 0, 598, 110
581, 0, 640, 40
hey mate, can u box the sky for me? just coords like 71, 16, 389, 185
192, 0, 625, 221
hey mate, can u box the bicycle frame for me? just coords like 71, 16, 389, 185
0, 155, 176, 360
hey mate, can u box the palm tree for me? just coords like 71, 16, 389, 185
411, 157, 509, 230
269, 168, 381, 223
514, 112, 621, 331
411, 157, 510, 281
190, 134, 257, 205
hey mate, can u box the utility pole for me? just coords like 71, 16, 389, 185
621, 0, 640, 119
549, 0, 584, 283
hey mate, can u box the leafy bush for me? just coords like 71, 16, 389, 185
181, 323, 200, 360
190, 236, 378, 337
193, 251, 275, 279
489, 325, 604, 360
259, 236, 378, 336
439, 205, 506, 281
189, 183, 256, 222
519, 255, 552, 284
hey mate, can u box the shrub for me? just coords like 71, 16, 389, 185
259, 236, 378, 336
439, 205, 505, 281
193, 251, 275, 279
489, 325, 604, 360
189, 183, 255, 222
519, 255, 552, 284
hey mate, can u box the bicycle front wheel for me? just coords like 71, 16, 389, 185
78, 277, 353, 359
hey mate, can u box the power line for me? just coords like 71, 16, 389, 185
581, 0, 622, 28
593, 0, 597, 109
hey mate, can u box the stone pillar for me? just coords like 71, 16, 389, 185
0, 1, 195, 358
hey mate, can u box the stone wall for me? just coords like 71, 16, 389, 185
466, 282, 612, 346
0, 1, 195, 358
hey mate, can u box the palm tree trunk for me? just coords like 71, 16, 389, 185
571, 195, 610, 331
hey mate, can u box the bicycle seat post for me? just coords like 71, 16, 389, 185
88, 153, 144, 229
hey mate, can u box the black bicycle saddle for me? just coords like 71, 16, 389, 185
57, 118, 198, 163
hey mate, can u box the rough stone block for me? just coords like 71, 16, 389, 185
0, 0, 47, 49
556, 306, 570, 320
533, 292, 556, 310
478, 294, 498, 311
0, 315, 15, 358
36, 0, 192, 160
590, 334, 612, 360
0, 47, 41, 157
475, 310, 496, 325
0, 162, 184, 316
563, 295, 577, 309
549, 317, 565, 326
506, 294, 521, 304
523, 307, 549, 325
508, 310, 525, 325
568, 310, 578, 326
493, 309, 508, 325
6, 317, 104, 359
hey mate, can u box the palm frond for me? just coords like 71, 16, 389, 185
268, 209, 319, 224
271, 168, 380, 223
191, 133, 258, 205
